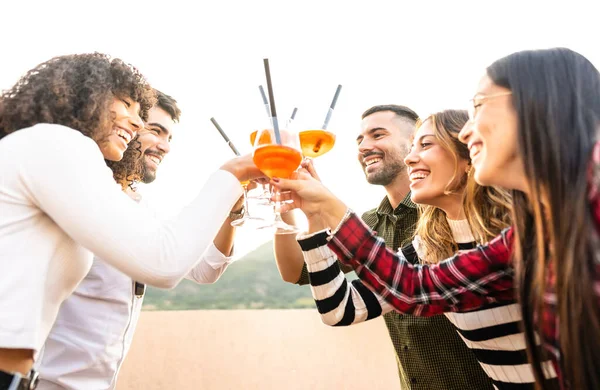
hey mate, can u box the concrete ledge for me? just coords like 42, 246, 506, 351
118, 309, 400, 389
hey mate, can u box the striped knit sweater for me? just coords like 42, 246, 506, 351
299, 218, 558, 390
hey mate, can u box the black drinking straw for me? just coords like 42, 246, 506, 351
210, 117, 240, 156
290, 107, 298, 121
263, 58, 281, 144
322, 84, 342, 130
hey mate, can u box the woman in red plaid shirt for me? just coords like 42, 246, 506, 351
273, 48, 600, 389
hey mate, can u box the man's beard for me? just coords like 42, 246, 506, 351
365, 160, 406, 186
141, 161, 157, 184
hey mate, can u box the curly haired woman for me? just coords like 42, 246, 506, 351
0, 53, 262, 388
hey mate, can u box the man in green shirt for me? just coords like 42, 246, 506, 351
274, 105, 492, 389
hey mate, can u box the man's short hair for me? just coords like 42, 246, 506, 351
155, 89, 182, 122
361, 104, 419, 124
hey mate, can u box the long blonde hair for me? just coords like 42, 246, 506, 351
414, 110, 512, 264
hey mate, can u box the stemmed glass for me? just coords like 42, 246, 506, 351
209, 117, 266, 228
230, 179, 266, 227
298, 85, 341, 162
248, 130, 272, 203
252, 119, 303, 232
299, 127, 336, 160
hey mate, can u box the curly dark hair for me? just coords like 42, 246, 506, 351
105, 136, 144, 189
0, 52, 156, 188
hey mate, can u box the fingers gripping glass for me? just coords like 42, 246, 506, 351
252, 124, 302, 232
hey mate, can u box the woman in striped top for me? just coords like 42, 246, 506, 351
298, 110, 556, 389
273, 48, 600, 389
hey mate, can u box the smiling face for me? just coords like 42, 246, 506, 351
137, 106, 175, 183
356, 111, 414, 187
459, 74, 525, 191
99, 96, 144, 161
405, 119, 469, 209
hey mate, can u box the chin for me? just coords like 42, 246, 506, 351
143, 173, 157, 184
100, 141, 125, 161
410, 191, 427, 205
473, 168, 494, 186
103, 151, 124, 161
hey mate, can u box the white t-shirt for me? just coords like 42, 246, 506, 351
0, 124, 242, 353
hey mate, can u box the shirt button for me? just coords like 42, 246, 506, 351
403, 345, 409, 351
411, 378, 417, 384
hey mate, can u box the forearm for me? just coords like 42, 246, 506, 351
186, 243, 234, 284
273, 211, 305, 283
213, 214, 237, 257
326, 212, 516, 314
298, 231, 393, 326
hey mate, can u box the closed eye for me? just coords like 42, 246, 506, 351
120, 99, 131, 108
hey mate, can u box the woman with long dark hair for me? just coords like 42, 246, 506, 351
274, 48, 600, 389
299, 109, 557, 389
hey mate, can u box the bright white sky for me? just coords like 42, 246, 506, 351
2, 0, 598, 257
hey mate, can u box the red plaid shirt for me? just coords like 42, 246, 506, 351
327, 214, 516, 316
328, 142, 600, 389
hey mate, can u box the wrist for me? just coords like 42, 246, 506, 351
228, 205, 245, 221
320, 193, 348, 229
307, 215, 326, 233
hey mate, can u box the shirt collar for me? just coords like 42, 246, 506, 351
375, 192, 416, 221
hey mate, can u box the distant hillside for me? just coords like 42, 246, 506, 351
143, 240, 324, 310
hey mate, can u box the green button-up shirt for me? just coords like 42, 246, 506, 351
298, 193, 492, 390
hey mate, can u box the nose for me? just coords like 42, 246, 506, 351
129, 113, 144, 134
404, 147, 419, 166
458, 121, 472, 144
156, 137, 171, 155
358, 138, 374, 155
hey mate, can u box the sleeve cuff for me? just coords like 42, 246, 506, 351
328, 211, 374, 265
202, 242, 235, 269
330, 208, 354, 236
297, 230, 337, 266
297, 229, 330, 249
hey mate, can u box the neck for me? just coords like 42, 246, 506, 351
384, 174, 411, 209
436, 192, 466, 220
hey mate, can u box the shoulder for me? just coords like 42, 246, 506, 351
1, 124, 99, 155
360, 208, 379, 229
0, 124, 111, 190
361, 207, 378, 221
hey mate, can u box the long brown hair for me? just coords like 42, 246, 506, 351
488, 48, 600, 389
415, 109, 512, 263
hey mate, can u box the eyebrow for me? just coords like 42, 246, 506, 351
356, 127, 388, 142
146, 122, 172, 140
412, 133, 436, 145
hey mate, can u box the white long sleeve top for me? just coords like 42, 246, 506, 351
36, 244, 235, 390
35, 195, 236, 390
0, 124, 243, 353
